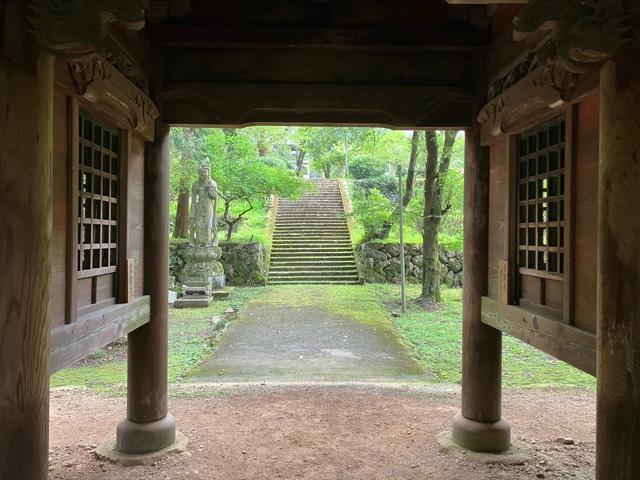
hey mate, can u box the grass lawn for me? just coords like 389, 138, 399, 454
50, 287, 263, 394
51, 283, 595, 393
227, 206, 271, 246
381, 285, 595, 389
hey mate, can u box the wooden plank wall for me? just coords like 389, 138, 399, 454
50, 91, 147, 324
128, 134, 145, 297
573, 92, 599, 334
51, 90, 69, 328
485, 93, 599, 332
487, 136, 508, 300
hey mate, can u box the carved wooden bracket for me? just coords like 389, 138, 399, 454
69, 58, 159, 141
478, 63, 579, 145
513, 0, 640, 73
29, 0, 145, 61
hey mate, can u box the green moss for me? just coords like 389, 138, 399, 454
51, 284, 596, 393
387, 286, 596, 389
254, 285, 393, 328
50, 287, 263, 393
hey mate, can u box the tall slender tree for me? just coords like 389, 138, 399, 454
360, 130, 421, 243
420, 130, 458, 305
170, 128, 206, 238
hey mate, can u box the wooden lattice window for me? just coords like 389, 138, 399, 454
517, 118, 566, 278
77, 112, 120, 278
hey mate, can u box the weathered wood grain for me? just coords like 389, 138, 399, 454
573, 92, 599, 334
460, 94, 503, 423
49, 296, 150, 374
162, 82, 473, 129
481, 296, 596, 375
0, 2, 53, 478
596, 46, 640, 480
127, 122, 170, 424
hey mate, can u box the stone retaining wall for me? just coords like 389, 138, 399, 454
170, 241, 267, 287
356, 242, 463, 288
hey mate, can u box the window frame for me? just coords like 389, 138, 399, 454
77, 109, 121, 279
507, 109, 576, 324
66, 104, 130, 322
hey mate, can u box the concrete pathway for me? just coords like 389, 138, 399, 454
189, 285, 425, 383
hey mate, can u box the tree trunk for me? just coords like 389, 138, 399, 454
226, 222, 234, 242
420, 130, 457, 305
173, 180, 190, 238
323, 164, 331, 179
403, 131, 420, 206
361, 132, 421, 244
293, 149, 305, 176
421, 130, 442, 304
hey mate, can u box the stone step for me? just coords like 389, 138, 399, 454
276, 216, 347, 220
269, 260, 357, 267
270, 253, 355, 258
274, 228, 349, 232
276, 215, 345, 217
268, 274, 360, 282
278, 202, 342, 206
274, 223, 347, 228
274, 224, 349, 228
277, 209, 344, 213
270, 249, 354, 255
269, 264, 358, 275
273, 228, 350, 238
272, 238, 351, 243
268, 271, 360, 278
271, 242, 353, 248
270, 254, 355, 260
272, 236, 351, 241
272, 235, 350, 240
273, 230, 350, 236
269, 180, 358, 284
268, 279, 359, 285
279, 202, 342, 205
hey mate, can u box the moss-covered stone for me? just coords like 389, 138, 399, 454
357, 242, 463, 288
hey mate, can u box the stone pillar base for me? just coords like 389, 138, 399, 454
451, 413, 511, 453
116, 413, 176, 455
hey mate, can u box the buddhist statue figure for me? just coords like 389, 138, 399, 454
176, 160, 226, 308
190, 162, 218, 247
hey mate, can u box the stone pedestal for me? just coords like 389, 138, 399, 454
174, 245, 226, 308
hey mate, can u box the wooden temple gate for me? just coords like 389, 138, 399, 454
0, 1, 638, 479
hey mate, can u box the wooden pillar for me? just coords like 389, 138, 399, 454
451, 118, 511, 452
116, 122, 176, 454
596, 46, 640, 480
0, 1, 53, 478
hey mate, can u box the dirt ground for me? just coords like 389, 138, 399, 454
49, 385, 595, 480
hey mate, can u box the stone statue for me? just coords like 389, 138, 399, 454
176, 160, 226, 308
190, 162, 218, 247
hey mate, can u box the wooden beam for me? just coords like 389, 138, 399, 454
478, 63, 599, 145
481, 296, 596, 375
453, 82, 511, 453
461, 106, 502, 424
161, 83, 473, 128
66, 97, 80, 325
148, 25, 489, 50
49, 296, 150, 374
162, 48, 471, 87
596, 45, 640, 480
117, 122, 175, 455
0, 2, 54, 478
447, 1, 527, 4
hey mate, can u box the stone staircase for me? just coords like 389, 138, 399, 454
268, 179, 360, 284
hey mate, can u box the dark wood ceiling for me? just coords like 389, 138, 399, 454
146, 0, 504, 128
